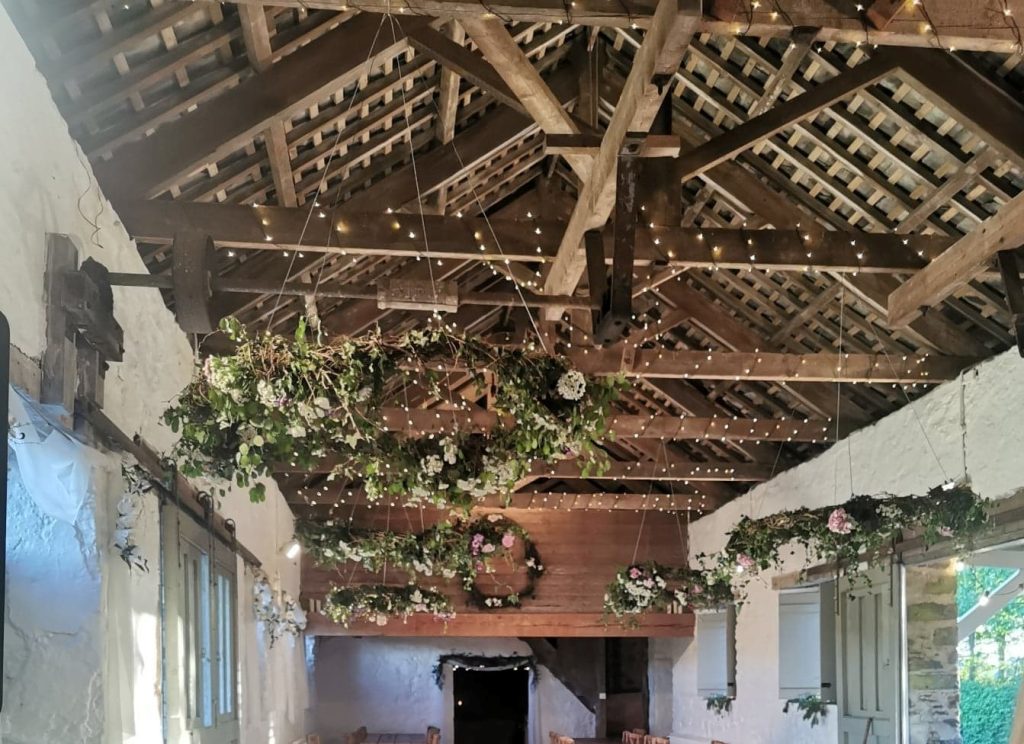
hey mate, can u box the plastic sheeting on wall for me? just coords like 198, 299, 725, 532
7, 386, 100, 524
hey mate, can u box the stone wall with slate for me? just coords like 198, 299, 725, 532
907, 560, 962, 744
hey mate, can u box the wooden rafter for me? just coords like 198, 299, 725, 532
433, 21, 465, 146
542, 0, 702, 316
206, 0, 1024, 52
888, 191, 1024, 328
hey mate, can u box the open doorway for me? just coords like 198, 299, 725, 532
453, 667, 529, 744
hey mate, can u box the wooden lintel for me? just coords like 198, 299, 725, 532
546, 133, 682, 157
303, 610, 693, 637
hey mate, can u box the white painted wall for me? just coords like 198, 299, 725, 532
311, 637, 596, 744
0, 5, 309, 742
669, 350, 1024, 744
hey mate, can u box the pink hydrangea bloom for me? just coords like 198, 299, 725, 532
737, 553, 755, 569
828, 507, 856, 535
629, 567, 642, 580
501, 533, 516, 549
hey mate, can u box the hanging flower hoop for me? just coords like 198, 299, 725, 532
603, 561, 734, 622
164, 318, 626, 508
252, 570, 307, 644
322, 585, 455, 627
297, 513, 545, 611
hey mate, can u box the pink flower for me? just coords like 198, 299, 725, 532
501, 533, 516, 549
629, 567, 642, 580
691, 585, 703, 595
475, 561, 485, 571
737, 554, 755, 569
938, 526, 954, 538
472, 533, 484, 545
827, 508, 856, 535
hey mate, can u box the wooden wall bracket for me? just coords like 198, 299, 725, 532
997, 249, 1024, 357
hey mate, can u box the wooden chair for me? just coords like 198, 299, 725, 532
644, 737, 669, 744
426, 726, 441, 744
622, 733, 645, 744
307, 736, 322, 744
549, 733, 574, 744
346, 726, 368, 744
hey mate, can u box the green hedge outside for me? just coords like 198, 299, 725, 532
960, 677, 1021, 744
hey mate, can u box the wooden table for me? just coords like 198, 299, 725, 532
575, 739, 621, 743
364, 736, 425, 743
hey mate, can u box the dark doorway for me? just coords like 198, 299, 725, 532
453, 668, 529, 744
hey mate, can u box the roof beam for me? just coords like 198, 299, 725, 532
674, 51, 900, 183
93, 13, 425, 200
280, 454, 776, 481
461, 17, 592, 180
406, 23, 526, 115
433, 21, 465, 146
210, 1, 1024, 52
119, 200, 954, 273
542, 0, 701, 314
888, 191, 1024, 328
377, 408, 835, 442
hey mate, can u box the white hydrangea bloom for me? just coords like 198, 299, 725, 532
556, 370, 586, 401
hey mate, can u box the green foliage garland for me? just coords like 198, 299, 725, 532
297, 513, 544, 610
322, 585, 454, 627
783, 695, 829, 727
431, 654, 537, 688
712, 485, 988, 586
164, 318, 625, 507
603, 561, 735, 621
705, 695, 732, 716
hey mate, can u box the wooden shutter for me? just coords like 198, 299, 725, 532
778, 583, 836, 701
696, 607, 736, 697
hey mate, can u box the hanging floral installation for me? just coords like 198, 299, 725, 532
113, 460, 150, 572
602, 561, 735, 620
431, 654, 538, 688
322, 585, 455, 627
164, 318, 625, 508
297, 513, 544, 611
252, 570, 307, 645
603, 484, 989, 624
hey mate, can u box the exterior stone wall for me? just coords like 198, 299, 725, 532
907, 561, 961, 744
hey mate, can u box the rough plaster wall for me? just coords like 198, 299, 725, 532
311, 637, 595, 743
667, 351, 1024, 744
0, 4, 309, 741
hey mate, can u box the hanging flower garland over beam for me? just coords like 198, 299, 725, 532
603, 561, 735, 621
298, 514, 544, 610
323, 585, 454, 627
164, 318, 625, 507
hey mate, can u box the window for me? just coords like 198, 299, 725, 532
778, 582, 836, 702
164, 508, 240, 744
696, 607, 736, 698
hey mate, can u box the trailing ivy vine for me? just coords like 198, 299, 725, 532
165, 318, 625, 508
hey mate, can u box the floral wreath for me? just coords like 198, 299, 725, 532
322, 584, 455, 627
253, 569, 307, 644
164, 318, 625, 509
298, 513, 545, 612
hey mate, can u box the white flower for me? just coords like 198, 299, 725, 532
487, 514, 503, 523
375, 614, 389, 626
442, 438, 458, 465
257, 380, 277, 407
286, 424, 307, 438
422, 455, 444, 476
356, 386, 373, 402
556, 369, 586, 401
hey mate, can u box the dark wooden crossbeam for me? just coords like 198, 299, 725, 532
118, 200, 954, 274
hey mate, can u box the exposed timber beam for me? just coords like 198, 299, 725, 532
566, 349, 973, 384
288, 490, 721, 512
434, 21, 465, 146
118, 199, 955, 273
279, 454, 776, 480
376, 408, 835, 441
461, 16, 593, 180
93, 13, 426, 200
542, 0, 701, 315
406, 23, 526, 115
674, 51, 900, 183
864, 0, 912, 30
211, 0, 1024, 52
888, 191, 1024, 328
895, 49, 1024, 170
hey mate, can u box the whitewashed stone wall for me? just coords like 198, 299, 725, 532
0, 5, 310, 742
669, 350, 1024, 744
311, 637, 596, 744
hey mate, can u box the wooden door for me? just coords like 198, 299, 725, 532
836, 565, 904, 744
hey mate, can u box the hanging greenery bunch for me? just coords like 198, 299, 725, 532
705, 695, 733, 716
164, 317, 626, 506
783, 695, 829, 727
602, 561, 734, 620
432, 654, 538, 688
296, 513, 544, 610
715, 484, 988, 580
322, 584, 455, 627
114, 460, 151, 572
